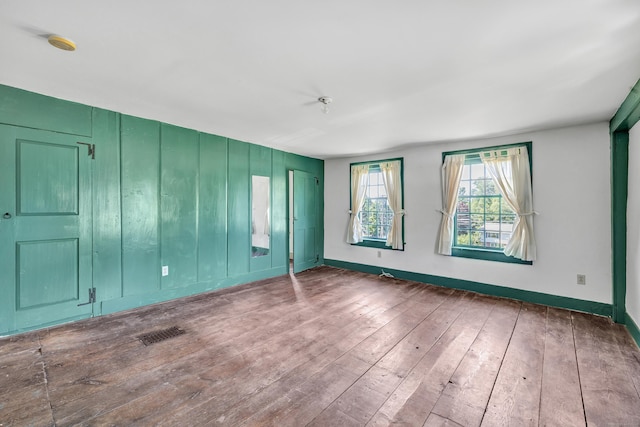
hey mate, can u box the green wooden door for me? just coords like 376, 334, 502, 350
292, 170, 319, 274
0, 125, 93, 334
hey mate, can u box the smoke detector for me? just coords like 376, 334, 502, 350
48, 35, 76, 51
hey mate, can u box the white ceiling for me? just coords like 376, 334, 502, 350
1, 1, 639, 159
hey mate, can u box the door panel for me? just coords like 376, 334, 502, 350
17, 239, 79, 309
293, 170, 319, 274
18, 140, 79, 215
0, 125, 93, 334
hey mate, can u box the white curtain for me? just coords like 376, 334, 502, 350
437, 154, 466, 255
481, 147, 537, 261
346, 164, 369, 244
380, 160, 404, 250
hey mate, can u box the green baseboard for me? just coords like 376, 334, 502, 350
324, 259, 612, 317
625, 312, 640, 348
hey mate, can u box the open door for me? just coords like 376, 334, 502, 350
292, 170, 319, 274
0, 125, 94, 334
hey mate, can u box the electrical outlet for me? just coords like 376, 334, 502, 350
162, 266, 169, 277
377, 250, 382, 258
577, 274, 586, 285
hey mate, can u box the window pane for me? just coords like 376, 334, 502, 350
470, 231, 483, 246
485, 197, 500, 221
500, 232, 511, 248
461, 164, 471, 180
485, 231, 499, 247
457, 213, 470, 230
502, 203, 515, 216
502, 214, 516, 225
362, 197, 391, 239
470, 163, 484, 180
471, 179, 485, 195
485, 179, 499, 195
469, 198, 484, 214
457, 230, 470, 245
458, 181, 471, 196
457, 198, 469, 214
470, 214, 484, 230
484, 219, 500, 233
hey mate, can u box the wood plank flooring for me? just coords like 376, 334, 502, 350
1, 266, 640, 426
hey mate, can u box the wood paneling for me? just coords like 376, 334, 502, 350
160, 123, 199, 289
227, 139, 251, 277
2, 267, 639, 425
0, 84, 324, 335
91, 109, 122, 305
120, 115, 161, 296
0, 84, 92, 137
197, 133, 228, 282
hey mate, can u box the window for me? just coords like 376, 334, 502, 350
347, 158, 404, 250
455, 159, 516, 250
360, 166, 393, 240
440, 142, 534, 265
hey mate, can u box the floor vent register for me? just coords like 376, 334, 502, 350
137, 326, 186, 346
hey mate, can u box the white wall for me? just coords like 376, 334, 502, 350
325, 122, 612, 303
627, 125, 640, 323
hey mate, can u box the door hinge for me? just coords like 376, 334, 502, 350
77, 287, 96, 306
315, 254, 320, 263
314, 177, 319, 185
77, 142, 96, 159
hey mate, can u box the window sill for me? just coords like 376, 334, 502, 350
451, 247, 532, 265
352, 239, 402, 250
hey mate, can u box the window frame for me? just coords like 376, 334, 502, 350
442, 142, 533, 265
349, 157, 405, 250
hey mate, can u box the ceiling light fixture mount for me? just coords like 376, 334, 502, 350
318, 96, 333, 114
48, 35, 76, 51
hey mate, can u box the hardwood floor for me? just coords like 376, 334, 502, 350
1, 266, 639, 426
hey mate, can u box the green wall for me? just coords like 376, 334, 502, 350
0, 84, 324, 334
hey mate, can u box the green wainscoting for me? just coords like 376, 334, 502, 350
120, 115, 161, 297
324, 259, 613, 317
91, 109, 122, 303
271, 150, 288, 270
228, 140, 251, 277
198, 133, 228, 282
0, 84, 324, 336
160, 123, 199, 289
0, 85, 92, 137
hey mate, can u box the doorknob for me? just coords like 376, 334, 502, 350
2, 212, 11, 219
